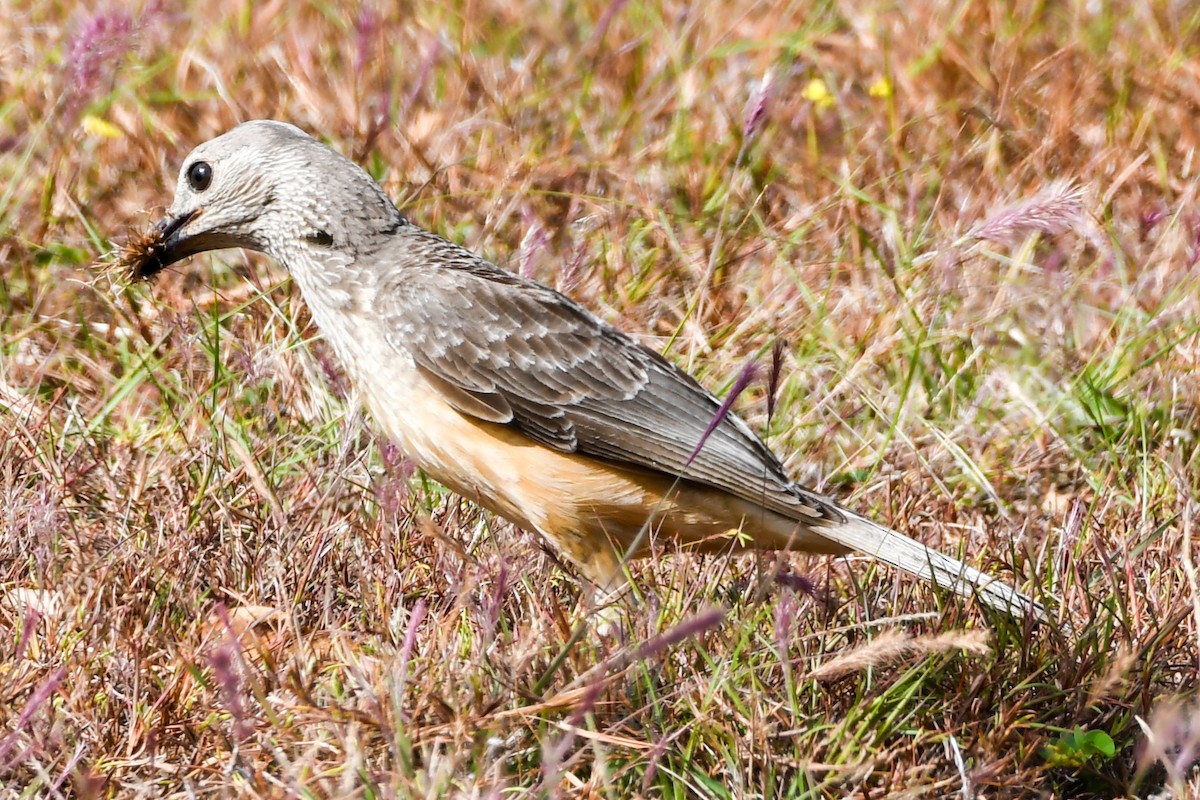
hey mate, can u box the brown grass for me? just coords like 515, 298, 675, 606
2, 0, 1200, 797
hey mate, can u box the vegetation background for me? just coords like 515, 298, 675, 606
2, 0, 1199, 796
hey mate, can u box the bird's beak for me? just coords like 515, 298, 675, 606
137, 206, 249, 279
132, 207, 204, 278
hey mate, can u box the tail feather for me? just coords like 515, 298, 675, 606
817, 511, 1048, 622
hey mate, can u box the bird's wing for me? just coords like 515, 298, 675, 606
373, 230, 1052, 625
375, 229, 840, 526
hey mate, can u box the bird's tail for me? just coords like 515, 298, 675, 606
813, 509, 1049, 623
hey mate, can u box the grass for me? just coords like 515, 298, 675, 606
2, 0, 1200, 796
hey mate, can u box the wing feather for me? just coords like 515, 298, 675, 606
377, 228, 839, 525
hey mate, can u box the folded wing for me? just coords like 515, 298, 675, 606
375, 228, 842, 527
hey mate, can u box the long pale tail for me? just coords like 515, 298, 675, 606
814, 510, 1048, 622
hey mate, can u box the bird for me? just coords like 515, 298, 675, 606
130, 119, 1047, 622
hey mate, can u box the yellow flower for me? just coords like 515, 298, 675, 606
82, 114, 123, 139
802, 78, 835, 110
868, 77, 892, 98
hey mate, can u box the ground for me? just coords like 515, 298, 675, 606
2, 1, 1199, 797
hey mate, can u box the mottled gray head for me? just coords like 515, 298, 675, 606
144, 120, 402, 276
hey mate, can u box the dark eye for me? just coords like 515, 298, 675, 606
186, 161, 213, 192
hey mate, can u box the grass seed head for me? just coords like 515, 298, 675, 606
110, 221, 168, 281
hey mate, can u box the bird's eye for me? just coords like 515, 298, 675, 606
186, 161, 213, 192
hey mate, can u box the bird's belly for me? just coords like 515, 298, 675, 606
305, 317, 571, 533
355, 366, 694, 561
362, 368, 650, 531
347, 354, 824, 584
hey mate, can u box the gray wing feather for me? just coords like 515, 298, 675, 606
377, 229, 839, 524
414, 361, 514, 424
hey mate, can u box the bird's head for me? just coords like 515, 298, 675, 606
138, 120, 402, 277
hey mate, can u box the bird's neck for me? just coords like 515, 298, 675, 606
282, 245, 378, 365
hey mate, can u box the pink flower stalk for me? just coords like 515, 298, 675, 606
0, 667, 65, 771
685, 358, 757, 469
210, 605, 252, 740
742, 69, 776, 143
61, 4, 164, 123
767, 338, 787, 423
519, 206, 550, 279
353, 8, 381, 80
967, 180, 1085, 247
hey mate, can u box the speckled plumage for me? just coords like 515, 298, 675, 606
142, 120, 1047, 622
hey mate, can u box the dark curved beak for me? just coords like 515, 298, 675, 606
130, 206, 258, 280
132, 208, 202, 278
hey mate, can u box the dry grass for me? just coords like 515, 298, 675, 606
2, 0, 1200, 796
